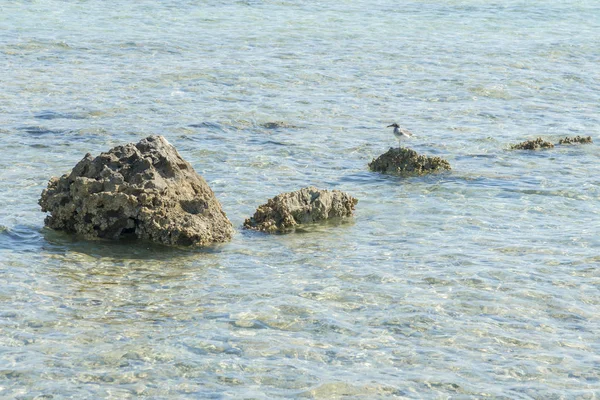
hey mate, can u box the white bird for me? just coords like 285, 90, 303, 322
387, 123, 413, 148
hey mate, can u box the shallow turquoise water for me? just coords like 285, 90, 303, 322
1, 0, 599, 398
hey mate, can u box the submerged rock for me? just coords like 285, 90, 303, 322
368, 147, 451, 176
510, 137, 554, 150
260, 121, 298, 129
558, 135, 592, 145
243, 186, 358, 233
39, 135, 234, 246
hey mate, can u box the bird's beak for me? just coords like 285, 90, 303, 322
387, 124, 393, 127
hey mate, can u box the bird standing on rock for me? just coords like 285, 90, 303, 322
387, 123, 413, 148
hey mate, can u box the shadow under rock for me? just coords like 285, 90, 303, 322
40, 227, 227, 261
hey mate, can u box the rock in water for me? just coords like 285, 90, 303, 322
510, 137, 554, 150
558, 136, 592, 145
368, 147, 451, 176
39, 135, 234, 246
260, 121, 298, 129
243, 186, 358, 233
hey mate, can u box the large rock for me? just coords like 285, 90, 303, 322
243, 186, 358, 233
39, 135, 234, 246
510, 137, 554, 150
368, 148, 451, 176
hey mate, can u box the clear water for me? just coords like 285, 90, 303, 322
1, 0, 600, 398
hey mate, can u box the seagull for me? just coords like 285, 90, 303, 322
387, 123, 413, 148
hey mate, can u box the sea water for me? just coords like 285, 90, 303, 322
1, 0, 599, 398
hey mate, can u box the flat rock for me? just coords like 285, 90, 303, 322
243, 186, 358, 233
368, 147, 451, 176
510, 137, 554, 150
39, 135, 234, 246
558, 135, 592, 145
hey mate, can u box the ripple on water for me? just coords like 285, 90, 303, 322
0, 225, 44, 252
34, 110, 90, 120
17, 126, 68, 136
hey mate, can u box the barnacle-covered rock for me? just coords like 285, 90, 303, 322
39, 135, 234, 246
243, 186, 357, 233
510, 137, 554, 150
368, 147, 451, 176
558, 136, 592, 145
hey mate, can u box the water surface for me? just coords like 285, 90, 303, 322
1, 0, 599, 398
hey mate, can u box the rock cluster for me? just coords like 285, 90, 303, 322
510, 137, 555, 150
39, 135, 234, 246
368, 147, 451, 176
558, 136, 592, 145
510, 136, 593, 149
243, 186, 358, 233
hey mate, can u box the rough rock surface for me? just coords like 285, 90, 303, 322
510, 137, 554, 150
243, 186, 358, 233
39, 135, 234, 246
368, 147, 451, 176
558, 135, 592, 145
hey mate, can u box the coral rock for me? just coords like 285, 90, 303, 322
39, 135, 234, 246
510, 137, 554, 150
244, 186, 358, 233
558, 136, 592, 145
368, 147, 451, 176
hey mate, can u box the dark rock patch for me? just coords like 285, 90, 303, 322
260, 121, 298, 130
558, 136, 592, 145
510, 137, 554, 150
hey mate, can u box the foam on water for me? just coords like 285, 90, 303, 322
1, 0, 599, 398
